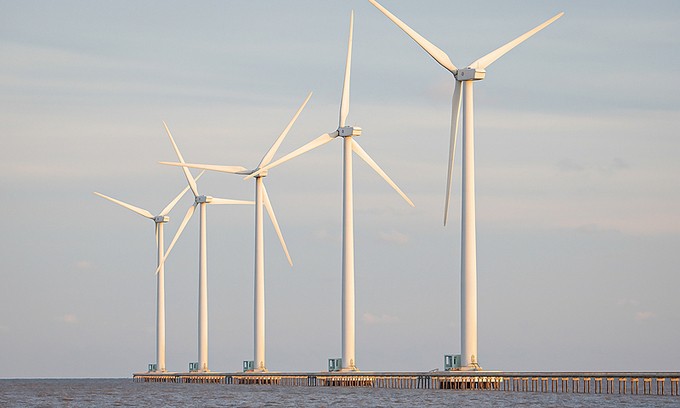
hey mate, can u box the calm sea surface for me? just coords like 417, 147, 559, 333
0, 378, 677, 407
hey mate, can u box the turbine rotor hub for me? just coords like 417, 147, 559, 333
455, 67, 486, 81
338, 126, 362, 137
196, 195, 212, 204
154, 215, 170, 223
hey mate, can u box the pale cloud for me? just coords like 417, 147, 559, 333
483, 109, 679, 136
362, 312, 399, 325
610, 157, 631, 171
557, 158, 585, 172
574, 224, 621, 235
476, 176, 680, 235
378, 230, 409, 245
58, 314, 79, 324
74, 260, 94, 271
619, 301, 655, 321
618, 299, 640, 307
557, 157, 631, 175
313, 229, 339, 242
635, 311, 655, 321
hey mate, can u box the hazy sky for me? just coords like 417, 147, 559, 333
1, 0, 679, 378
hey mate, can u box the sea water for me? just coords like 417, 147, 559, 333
0, 378, 676, 407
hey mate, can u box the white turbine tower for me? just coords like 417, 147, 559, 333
161, 122, 254, 373
159, 92, 312, 372
94, 172, 202, 373
369, 0, 563, 370
248, 11, 414, 372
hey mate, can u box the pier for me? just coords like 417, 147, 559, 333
133, 371, 680, 396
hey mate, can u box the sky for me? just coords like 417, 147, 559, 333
1, 0, 679, 378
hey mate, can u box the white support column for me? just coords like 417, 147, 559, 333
461, 80, 479, 370
156, 222, 166, 373
342, 135, 357, 371
198, 202, 209, 372
253, 177, 266, 372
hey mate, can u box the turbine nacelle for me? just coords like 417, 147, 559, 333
338, 126, 362, 137
195, 195, 212, 204
154, 215, 170, 223
455, 67, 486, 81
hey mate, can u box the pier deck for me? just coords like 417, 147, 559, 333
133, 371, 680, 396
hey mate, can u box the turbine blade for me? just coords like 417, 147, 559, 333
245, 132, 337, 180
470, 12, 564, 69
163, 121, 199, 197
94, 192, 154, 219
262, 183, 292, 266
351, 140, 414, 207
339, 11, 354, 128
157, 203, 196, 274
258, 92, 313, 169
209, 198, 255, 205
444, 80, 462, 226
160, 161, 249, 175
368, 0, 457, 73
160, 170, 206, 216
155, 223, 159, 248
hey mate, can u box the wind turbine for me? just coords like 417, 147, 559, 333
94, 171, 203, 373
161, 122, 254, 373
368, 0, 563, 370
248, 11, 414, 372
159, 92, 312, 372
